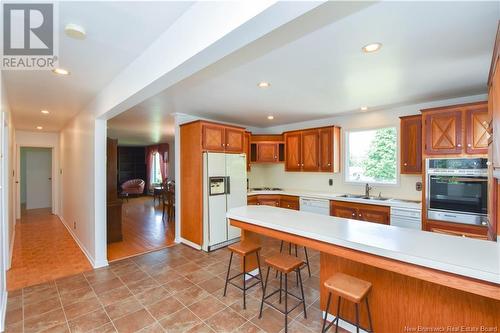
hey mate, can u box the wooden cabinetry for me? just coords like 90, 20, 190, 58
257, 143, 279, 162
425, 220, 488, 240
249, 135, 284, 164
330, 200, 390, 225
284, 126, 340, 172
247, 194, 299, 210
244, 131, 251, 171
180, 120, 246, 246
400, 115, 422, 174
201, 122, 244, 153
421, 102, 489, 156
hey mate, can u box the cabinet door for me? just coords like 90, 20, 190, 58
244, 132, 251, 171
319, 127, 333, 172
357, 205, 390, 225
285, 132, 302, 171
301, 130, 320, 171
424, 110, 462, 155
330, 201, 358, 220
466, 107, 489, 154
225, 128, 244, 152
257, 143, 278, 162
279, 196, 299, 210
247, 196, 258, 205
202, 124, 225, 151
426, 221, 488, 240
491, 61, 500, 168
400, 116, 422, 174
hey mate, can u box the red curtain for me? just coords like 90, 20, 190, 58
145, 143, 169, 192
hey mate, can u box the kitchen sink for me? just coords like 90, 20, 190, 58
339, 194, 390, 201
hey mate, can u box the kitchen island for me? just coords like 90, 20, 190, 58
227, 205, 500, 332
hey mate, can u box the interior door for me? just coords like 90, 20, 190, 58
225, 154, 246, 239
302, 130, 319, 171
285, 132, 302, 171
205, 153, 227, 248
26, 148, 52, 209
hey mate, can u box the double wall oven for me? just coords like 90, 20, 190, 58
426, 158, 488, 226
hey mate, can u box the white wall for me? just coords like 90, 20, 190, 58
15, 130, 60, 218
248, 94, 487, 201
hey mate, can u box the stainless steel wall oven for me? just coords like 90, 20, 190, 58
426, 158, 488, 226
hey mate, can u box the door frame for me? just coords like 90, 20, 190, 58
16, 145, 58, 218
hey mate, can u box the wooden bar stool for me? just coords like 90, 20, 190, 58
278, 241, 312, 278
223, 242, 264, 309
259, 254, 307, 333
321, 273, 373, 333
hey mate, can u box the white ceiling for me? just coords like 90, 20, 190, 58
108, 0, 499, 144
3, 1, 193, 132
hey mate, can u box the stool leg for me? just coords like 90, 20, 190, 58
284, 272, 288, 333
279, 272, 283, 304
297, 268, 307, 319
223, 252, 233, 297
288, 242, 292, 255
259, 266, 271, 319
243, 255, 246, 310
276, 241, 284, 278
366, 297, 373, 333
355, 303, 360, 333
335, 296, 341, 333
256, 251, 264, 290
304, 247, 312, 277
321, 292, 332, 333
294, 244, 298, 256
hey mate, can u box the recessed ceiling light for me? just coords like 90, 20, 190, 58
267, 115, 274, 120
41, 110, 49, 114
36, 126, 43, 130
362, 43, 382, 53
360, 106, 369, 111
52, 68, 70, 75
65, 23, 86, 40
258, 81, 271, 88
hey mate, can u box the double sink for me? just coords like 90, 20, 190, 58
338, 194, 420, 204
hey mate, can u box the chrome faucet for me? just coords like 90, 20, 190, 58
365, 183, 373, 197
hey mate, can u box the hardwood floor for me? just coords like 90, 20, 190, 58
7, 208, 93, 291
107, 196, 175, 262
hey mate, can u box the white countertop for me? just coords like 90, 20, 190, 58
227, 205, 500, 284
247, 189, 422, 209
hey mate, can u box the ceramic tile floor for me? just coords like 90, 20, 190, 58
5, 237, 349, 333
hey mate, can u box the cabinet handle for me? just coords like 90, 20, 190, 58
221, 144, 224, 147
457, 144, 462, 148
274, 156, 277, 159
467, 144, 472, 147
297, 164, 300, 166
327, 163, 331, 166
404, 162, 408, 166
257, 203, 260, 205
352, 213, 356, 217
358, 214, 362, 217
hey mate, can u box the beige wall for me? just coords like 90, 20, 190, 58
248, 94, 487, 201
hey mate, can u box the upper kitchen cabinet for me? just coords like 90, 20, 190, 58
201, 121, 244, 153
421, 102, 488, 156
400, 115, 422, 174
489, 29, 500, 169
285, 132, 302, 171
249, 135, 285, 164
284, 126, 341, 172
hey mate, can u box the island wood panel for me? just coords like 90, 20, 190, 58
230, 218, 500, 301
180, 122, 203, 245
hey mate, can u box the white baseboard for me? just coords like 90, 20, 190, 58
180, 238, 202, 250
59, 215, 106, 269
322, 311, 369, 333
0, 290, 7, 332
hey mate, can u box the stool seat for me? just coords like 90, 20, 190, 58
228, 241, 261, 256
324, 273, 372, 303
265, 254, 304, 273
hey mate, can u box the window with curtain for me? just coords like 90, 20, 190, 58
150, 152, 162, 185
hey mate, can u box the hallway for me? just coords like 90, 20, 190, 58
7, 208, 93, 291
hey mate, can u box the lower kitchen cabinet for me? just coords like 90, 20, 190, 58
330, 200, 390, 225
425, 220, 488, 240
247, 194, 299, 210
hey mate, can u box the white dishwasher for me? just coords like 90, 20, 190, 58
390, 207, 422, 230
299, 197, 330, 215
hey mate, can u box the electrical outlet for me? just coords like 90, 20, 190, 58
416, 182, 422, 191
73, 221, 76, 229
329, 179, 333, 186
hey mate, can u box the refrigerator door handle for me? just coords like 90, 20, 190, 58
225, 176, 231, 194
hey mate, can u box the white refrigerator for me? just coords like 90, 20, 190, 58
202, 152, 247, 251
